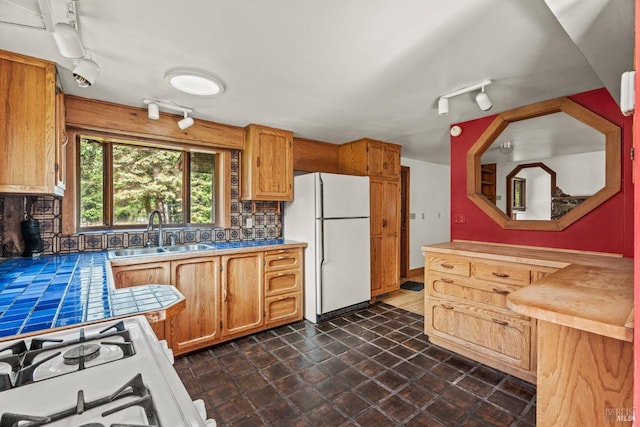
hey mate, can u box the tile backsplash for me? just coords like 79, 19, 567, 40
0, 150, 283, 257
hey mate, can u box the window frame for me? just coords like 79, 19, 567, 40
63, 130, 231, 234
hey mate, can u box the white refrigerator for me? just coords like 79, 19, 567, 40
284, 172, 371, 322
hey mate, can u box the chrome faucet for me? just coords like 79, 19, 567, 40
147, 210, 164, 247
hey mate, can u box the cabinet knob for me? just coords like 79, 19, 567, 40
440, 278, 454, 284
492, 318, 509, 326
491, 272, 510, 278
440, 263, 454, 269
440, 304, 454, 310
492, 288, 510, 295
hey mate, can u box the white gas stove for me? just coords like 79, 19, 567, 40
0, 316, 215, 426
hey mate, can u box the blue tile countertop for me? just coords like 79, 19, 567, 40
0, 239, 295, 339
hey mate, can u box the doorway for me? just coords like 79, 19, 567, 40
400, 166, 410, 278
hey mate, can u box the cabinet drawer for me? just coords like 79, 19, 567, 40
472, 260, 531, 286
265, 270, 301, 296
426, 297, 531, 370
265, 293, 301, 325
265, 249, 302, 272
427, 274, 521, 311
427, 254, 470, 277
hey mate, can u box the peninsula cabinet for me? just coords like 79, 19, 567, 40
0, 49, 66, 196
338, 138, 402, 298
241, 124, 294, 201
424, 250, 558, 383
110, 245, 303, 356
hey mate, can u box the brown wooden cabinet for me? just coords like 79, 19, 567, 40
0, 49, 65, 195
221, 252, 265, 337
110, 245, 303, 355
480, 163, 496, 204
169, 256, 221, 354
338, 138, 401, 179
370, 177, 400, 296
338, 139, 401, 298
264, 248, 302, 326
424, 251, 556, 383
241, 124, 293, 201
111, 261, 171, 339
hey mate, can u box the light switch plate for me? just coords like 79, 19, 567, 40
454, 213, 466, 224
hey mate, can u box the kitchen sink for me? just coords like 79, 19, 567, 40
109, 244, 214, 258
163, 244, 213, 252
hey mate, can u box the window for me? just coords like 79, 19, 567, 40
512, 177, 526, 211
78, 136, 217, 230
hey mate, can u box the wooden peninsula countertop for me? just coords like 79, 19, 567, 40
422, 241, 634, 342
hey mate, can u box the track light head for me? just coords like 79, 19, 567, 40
148, 102, 160, 120
178, 112, 194, 130
72, 59, 100, 87
438, 97, 449, 116
52, 23, 85, 58
475, 87, 492, 111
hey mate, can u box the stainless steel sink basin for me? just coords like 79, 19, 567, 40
111, 247, 167, 257
163, 244, 213, 252
109, 243, 214, 258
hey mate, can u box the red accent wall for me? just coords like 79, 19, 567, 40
450, 88, 633, 257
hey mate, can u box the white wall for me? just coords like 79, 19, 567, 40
401, 157, 450, 270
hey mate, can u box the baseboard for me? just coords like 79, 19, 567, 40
407, 267, 424, 278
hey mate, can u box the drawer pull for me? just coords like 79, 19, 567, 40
440, 304, 454, 310
492, 288, 510, 295
492, 318, 509, 326
440, 278, 454, 284
440, 263, 454, 269
491, 272, 510, 278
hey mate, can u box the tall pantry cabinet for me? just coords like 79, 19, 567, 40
339, 139, 401, 297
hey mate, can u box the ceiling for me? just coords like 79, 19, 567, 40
0, 0, 633, 164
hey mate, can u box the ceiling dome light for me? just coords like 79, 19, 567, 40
164, 70, 225, 96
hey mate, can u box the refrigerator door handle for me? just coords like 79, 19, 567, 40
318, 175, 324, 219
318, 219, 325, 314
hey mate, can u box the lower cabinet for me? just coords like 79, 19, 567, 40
169, 256, 221, 354
110, 246, 303, 356
424, 251, 555, 383
221, 252, 264, 338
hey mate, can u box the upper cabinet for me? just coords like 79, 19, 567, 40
0, 49, 65, 196
241, 124, 293, 201
338, 138, 401, 179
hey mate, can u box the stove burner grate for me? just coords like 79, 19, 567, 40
0, 373, 159, 427
62, 343, 101, 366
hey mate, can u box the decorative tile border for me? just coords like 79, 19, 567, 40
0, 150, 284, 256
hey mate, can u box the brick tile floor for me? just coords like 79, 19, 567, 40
175, 303, 536, 426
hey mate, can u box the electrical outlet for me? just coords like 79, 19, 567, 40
454, 213, 466, 224
246, 218, 253, 228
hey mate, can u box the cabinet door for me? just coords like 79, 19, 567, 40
169, 256, 221, 355
0, 52, 57, 194
265, 294, 301, 327
55, 90, 67, 192
369, 178, 400, 296
111, 262, 171, 288
242, 124, 293, 201
221, 252, 264, 337
367, 142, 386, 176
382, 145, 401, 178
426, 296, 532, 371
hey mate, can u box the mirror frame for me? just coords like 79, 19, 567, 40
466, 97, 621, 231
506, 162, 556, 218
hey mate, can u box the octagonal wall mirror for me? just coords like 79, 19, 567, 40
466, 97, 621, 231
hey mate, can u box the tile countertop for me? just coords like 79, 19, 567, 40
0, 239, 302, 340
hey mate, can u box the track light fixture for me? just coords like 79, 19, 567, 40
178, 112, 194, 130
72, 58, 100, 87
438, 79, 493, 115
476, 86, 493, 111
143, 99, 195, 130
51, 22, 85, 59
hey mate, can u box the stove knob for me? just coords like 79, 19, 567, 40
193, 399, 207, 420
159, 340, 174, 364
